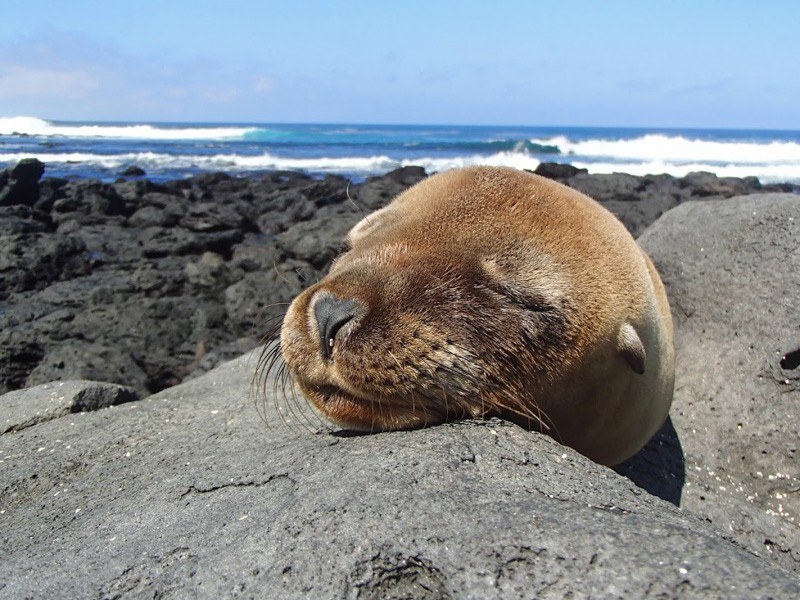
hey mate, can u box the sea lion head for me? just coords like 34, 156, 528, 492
273, 166, 674, 465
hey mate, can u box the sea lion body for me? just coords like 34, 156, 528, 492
279, 166, 674, 466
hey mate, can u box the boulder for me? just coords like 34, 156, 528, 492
2, 380, 138, 433
120, 165, 146, 177
277, 214, 360, 270
1, 353, 797, 598
0, 158, 45, 207
0, 233, 90, 298
24, 342, 151, 397
532, 162, 588, 180
634, 193, 800, 573
356, 166, 428, 211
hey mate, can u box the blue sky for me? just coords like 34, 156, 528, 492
1, 1, 798, 128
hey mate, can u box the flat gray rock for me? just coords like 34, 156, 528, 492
1, 350, 798, 598
1, 380, 137, 434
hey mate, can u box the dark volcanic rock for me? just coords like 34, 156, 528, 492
680, 171, 762, 197
0, 355, 798, 597
120, 165, 146, 177
0, 158, 45, 207
138, 226, 244, 258
25, 341, 150, 397
0, 233, 90, 298
278, 213, 360, 270
356, 166, 427, 211
0, 205, 53, 235
255, 189, 315, 233
51, 180, 129, 225
180, 201, 251, 233
533, 162, 588, 180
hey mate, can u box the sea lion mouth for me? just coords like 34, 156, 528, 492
297, 378, 450, 432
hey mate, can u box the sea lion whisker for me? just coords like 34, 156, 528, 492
286, 369, 320, 434
272, 352, 293, 430
345, 179, 368, 218
253, 341, 283, 428
271, 259, 300, 287
274, 361, 292, 430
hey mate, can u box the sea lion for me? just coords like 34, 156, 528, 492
274, 166, 675, 466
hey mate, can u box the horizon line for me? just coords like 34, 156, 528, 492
2, 115, 800, 135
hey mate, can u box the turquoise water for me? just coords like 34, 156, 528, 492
2, 116, 799, 182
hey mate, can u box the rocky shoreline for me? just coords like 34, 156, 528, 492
2, 158, 796, 400
2, 160, 799, 595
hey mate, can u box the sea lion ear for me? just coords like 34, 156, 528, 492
348, 205, 393, 245
617, 322, 646, 375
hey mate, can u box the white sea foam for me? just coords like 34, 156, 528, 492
3, 149, 800, 183
220, 153, 399, 172
400, 151, 542, 173
0, 116, 255, 140
0, 150, 400, 173
532, 134, 800, 166
569, 160, 800, 183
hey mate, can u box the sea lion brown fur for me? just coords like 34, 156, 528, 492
277, 166, 675, 466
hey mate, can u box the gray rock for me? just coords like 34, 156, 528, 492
356, 166, 427, 211
567, 172, 645, 203
532, 162, 588, 180
25, 342, 150, 398
278, 213, 360, 269
138, 225, 243, 258
0, 205, 53, 235
224, 267, 306, 335
51, 180, 129, 225
255, 189, 315, 234
0, 351, 797, 598
0, 233, 90, 298
680, 171, 762, 197
120, 165, 146, 177
229, 233, 283, 273
180, 201, 250, 233
637, 193, 800, 573
128, 204, 181, 228
2, 380, 137, 433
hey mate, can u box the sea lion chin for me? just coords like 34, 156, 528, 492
276, 166, 675, 466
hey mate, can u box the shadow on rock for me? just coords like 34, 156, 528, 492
614, 416, 685, 506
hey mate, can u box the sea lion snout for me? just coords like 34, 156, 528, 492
312, 293, 361, 359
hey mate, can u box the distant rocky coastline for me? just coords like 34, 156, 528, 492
1, 158, 797, 399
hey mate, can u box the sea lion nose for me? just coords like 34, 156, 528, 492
313, 293, 360, 359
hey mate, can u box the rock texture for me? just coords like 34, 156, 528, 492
1, 353, 798, 598
1, 190, 799, 597
0, 162, 432, 399
2, 160, 796, 401
2, 380, 137, 434
635, 194, 800, 572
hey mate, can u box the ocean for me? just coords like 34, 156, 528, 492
2, 116, 800, 183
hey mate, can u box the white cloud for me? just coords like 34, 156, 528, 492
0, 31, 279, 120
252, 75, 274, 94
201, 86, 242, 104
0, 66, 100, 99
